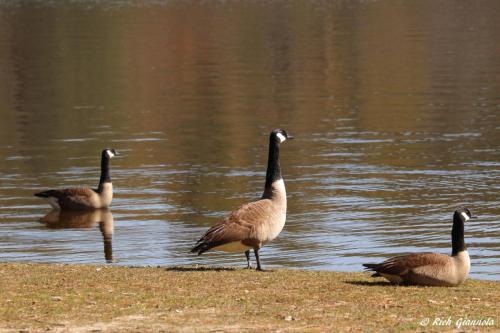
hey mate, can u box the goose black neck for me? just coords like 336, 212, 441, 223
451, 212, 466, 255
263, 136, 281, 196
98, 155, 111, 188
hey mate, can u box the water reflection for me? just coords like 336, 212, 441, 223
0, 1, 498, 280
39, 209, 114, 263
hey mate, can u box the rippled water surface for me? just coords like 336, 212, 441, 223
0, 1, 499, 280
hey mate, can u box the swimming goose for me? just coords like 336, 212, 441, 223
191, 129, 293, 271
34, 149, 117, 210
363, 208, 473, 286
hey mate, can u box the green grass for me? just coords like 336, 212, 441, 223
0, 263, 498, 332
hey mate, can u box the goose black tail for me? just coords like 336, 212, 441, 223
190, 242, 210, 255
191, 240, 227, 256
34, 190, 56, 198
363, 263, 381, 277
362, 263, 377, 270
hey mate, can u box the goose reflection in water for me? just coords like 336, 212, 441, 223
39, 209, 114, 263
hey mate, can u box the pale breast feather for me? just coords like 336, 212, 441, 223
98, 183, 113, 207
230, 199, 286, 243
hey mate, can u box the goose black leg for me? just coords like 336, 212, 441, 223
254, 248, 263, 271
245, 250, 252, 269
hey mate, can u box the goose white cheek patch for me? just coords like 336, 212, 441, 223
461, 212, 470, 221
106, 150, 115, 158
276, 133, 286, 143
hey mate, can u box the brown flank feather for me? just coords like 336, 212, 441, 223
191, 199, 275, 255
364, 253, 450, 276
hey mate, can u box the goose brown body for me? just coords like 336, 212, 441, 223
34, 149, 116, 210
35, 185, 113, 210
364, 251, 470, 286
192, 179, 286, 254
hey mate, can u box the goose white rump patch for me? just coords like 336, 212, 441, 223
46, 197, 60, 210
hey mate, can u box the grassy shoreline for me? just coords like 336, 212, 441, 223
0, 263, 498, 332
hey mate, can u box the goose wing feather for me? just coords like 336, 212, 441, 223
192, 199, 274, 253
365, 252, 450, 276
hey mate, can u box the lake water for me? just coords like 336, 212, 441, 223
0, 1, 499, 280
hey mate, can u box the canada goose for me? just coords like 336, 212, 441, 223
363, 208, 474, 286
34, 149, 117, 210
40, 209, 114, 262
191, 129, 294, 271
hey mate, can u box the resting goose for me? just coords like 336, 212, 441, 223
34, 149, 117, 210
191, 129, 294, 271
363, 208, 473, 286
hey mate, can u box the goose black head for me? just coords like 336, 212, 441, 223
455, 208, 474, 222
102, 148, 118, 159
271, 129, 294, 144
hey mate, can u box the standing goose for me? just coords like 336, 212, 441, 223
363, 208, 473, 286
34, 149, 117, 210
191, 129, 293, 271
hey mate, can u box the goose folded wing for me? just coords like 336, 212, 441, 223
227, 199, 275, 225
373, 253, 450, 276
53, 188, 96, 207
196, 199, 273, 246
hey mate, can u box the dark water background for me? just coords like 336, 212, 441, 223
0, 1, 499, 280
